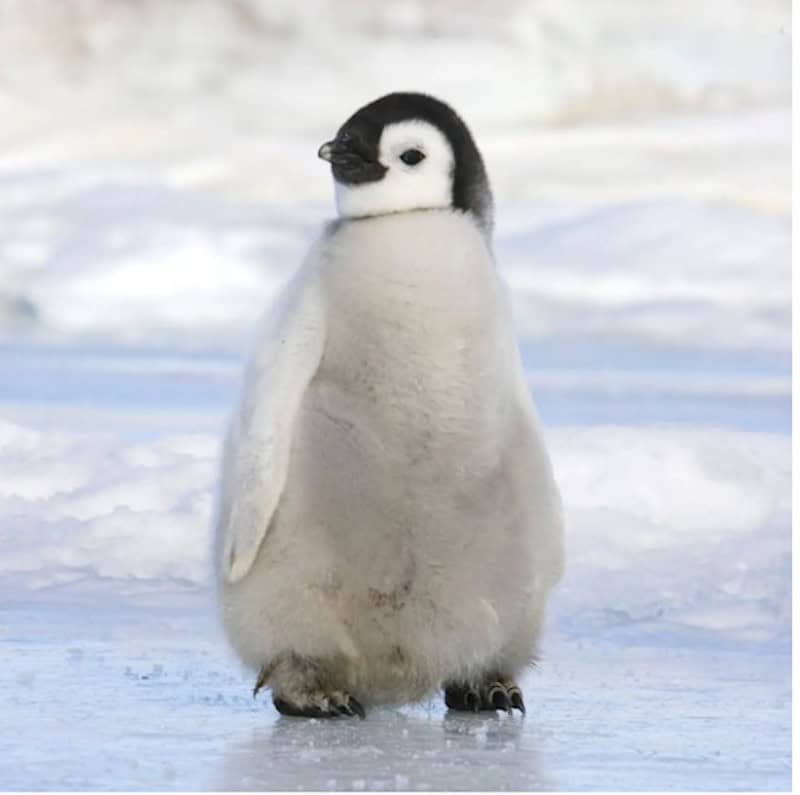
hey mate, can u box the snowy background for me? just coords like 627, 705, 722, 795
0, 0, 791, 790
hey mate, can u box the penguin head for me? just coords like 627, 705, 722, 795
318, 93, 493, 235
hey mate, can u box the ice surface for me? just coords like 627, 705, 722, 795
0, 591, 790, 791
0, 1, 791, 790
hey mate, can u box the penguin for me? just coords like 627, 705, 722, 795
214, 92, 564, 719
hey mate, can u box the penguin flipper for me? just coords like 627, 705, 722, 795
216, 266, 326, 583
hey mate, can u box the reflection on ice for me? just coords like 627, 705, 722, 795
215, 707, 547, 791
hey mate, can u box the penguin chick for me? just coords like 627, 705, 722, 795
214, 92, 564, 719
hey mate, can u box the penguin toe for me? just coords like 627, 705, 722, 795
332, 691, 366, 719
445, 679, 526, 714
273, 689, 366, 719
444, 683, 482, 712
342, 695, 366, 719
273, 696, 332, 718
507, 683, 526, 714
487, 683, 512, 712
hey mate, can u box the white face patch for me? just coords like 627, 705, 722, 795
334, 120, 455, 220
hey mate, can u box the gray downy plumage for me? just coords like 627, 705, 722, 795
214, 92, 564, 717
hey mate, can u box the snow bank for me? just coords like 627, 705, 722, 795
0, 182, 789, 358
0, 417, 788, 645
0, 0, 788, 138
0, 181, 314, 350
551, 427, 790, 644
500, 200, 790, 355
0, 420, 216, 586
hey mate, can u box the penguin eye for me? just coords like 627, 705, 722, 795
399, 148, 425, 166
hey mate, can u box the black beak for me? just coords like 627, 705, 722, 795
317, 132, 387, 184
317, 139, 340, 163
317, 137, 362, 168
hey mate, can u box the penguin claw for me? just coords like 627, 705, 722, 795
509, 689, 526, 714
273, 697, 328, 718
489, 685, 512, 713
335, 694, 366, 719
444, 679, 526, 714
346, 695, 366, 719
272, 690, 365, 719
252, 662, 274, 697
444, 683, 481, 712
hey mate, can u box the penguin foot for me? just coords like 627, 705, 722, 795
444, 679, 525, 714
252, 652, 365, 718
273, 690, 365, 719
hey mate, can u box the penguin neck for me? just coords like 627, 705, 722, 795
333, 205, 494, 247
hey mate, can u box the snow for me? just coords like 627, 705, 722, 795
2, 184, 790, 356
0, 1, 791, 790
0, 418, 789, 649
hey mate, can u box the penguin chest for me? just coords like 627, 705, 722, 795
317, 210, 510, 448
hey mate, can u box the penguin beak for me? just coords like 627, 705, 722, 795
318, 133, 388, 183
317, 140, 337, 162
317, 138, 357, 165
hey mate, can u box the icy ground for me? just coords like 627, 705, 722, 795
0, 587, 790, 791
0, 1, 791, 790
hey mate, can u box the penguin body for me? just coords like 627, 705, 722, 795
215, 94, 564, 717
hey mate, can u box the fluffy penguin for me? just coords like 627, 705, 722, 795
214, 92, 564, 719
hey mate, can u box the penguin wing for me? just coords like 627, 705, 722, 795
216, 265, 326, 583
